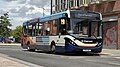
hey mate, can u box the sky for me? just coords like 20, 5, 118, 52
0, 0, 51, 29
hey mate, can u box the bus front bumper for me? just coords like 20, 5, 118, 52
65, 42, 102, 53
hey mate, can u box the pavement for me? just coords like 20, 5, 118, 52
0, 54, 29, 67
0, 43, 21, 46
0, 43, 120, 67
0, 43, 42, 67
101, 49, 120, 57
0, 43, 29, 67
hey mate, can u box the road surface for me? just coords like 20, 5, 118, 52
0, 45, 120, 67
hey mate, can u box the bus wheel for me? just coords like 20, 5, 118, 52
27, 42, 30, 51
50, 42, 56, 53
27, 46, 30, 50
27, 42, 35, 51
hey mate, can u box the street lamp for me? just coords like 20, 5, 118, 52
42, 8, 45, 16
51, 0, 52, 14
39, 7, 49, 16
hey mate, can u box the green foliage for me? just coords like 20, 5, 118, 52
11, 26, 22, 42
0, 12, 12, 37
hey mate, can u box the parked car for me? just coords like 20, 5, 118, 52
0, 37, 4, 43
4, 38, 12, 43
0, 37, 2, 43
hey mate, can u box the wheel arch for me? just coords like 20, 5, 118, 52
27, 41, 30, 45
50, 40, 56, 47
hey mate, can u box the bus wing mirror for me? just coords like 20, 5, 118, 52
67, 30, 73, 34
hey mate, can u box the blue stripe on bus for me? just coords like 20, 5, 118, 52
39, 11, 67, 22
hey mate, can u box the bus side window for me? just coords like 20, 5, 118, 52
50, 20, 58, 36
40, 23, 44, 35
60, 19, 66, 35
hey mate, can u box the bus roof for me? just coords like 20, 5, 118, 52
23, 10, 102, 26
23, 18, 39, 26
39, 10, 102, 22
39, 10, 69, 22
28, 18, 39, 25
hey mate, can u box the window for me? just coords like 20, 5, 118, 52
51, 20, 58, 35
91, 21, 99, 37
22, 26, 27, 35
27, 25, 32, 36
80, 0, 83, 5
59, 19, 66, 35
77, 0, 80, 7
70, 0, 73, 7
70, 18, 89, 35
63, 0, 66, 10
38, 23, 43, 36
35, 23, 40, 36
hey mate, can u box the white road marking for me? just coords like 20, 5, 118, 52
60, 56, 85, 59
68, 56, 85, 59
113, 57, 120, 59
100, 55, 109, 58
0, 53, 44, 67
108, 62, 120, 66
86, 59, 120, 66
85, 59, 97, 62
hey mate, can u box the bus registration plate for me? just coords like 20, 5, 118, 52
83, 49, 91, 52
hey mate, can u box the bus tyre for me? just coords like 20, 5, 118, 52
50, 41, 56, 53
27, 42, 30, 51
27, 42, 35, 51
50, 45, 56, 53
27, 46, 30, 50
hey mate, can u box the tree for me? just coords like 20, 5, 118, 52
11, 26, 22, 43
0, 12, 12, 37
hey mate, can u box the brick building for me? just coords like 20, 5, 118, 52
52, 0, 120, 49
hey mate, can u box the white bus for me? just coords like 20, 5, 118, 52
21, 10, 103, 53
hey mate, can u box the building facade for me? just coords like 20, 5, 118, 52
52, 0, 120, 49
52, 0, 103, 13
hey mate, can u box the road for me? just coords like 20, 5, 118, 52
0, 45, 120, 67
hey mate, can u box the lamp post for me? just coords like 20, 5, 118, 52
42, 8, 45, 16
40, 7, 50, 16
39, 7, 46, 16
51, 0, 52, 14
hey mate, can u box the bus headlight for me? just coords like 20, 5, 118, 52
96, 42, 102, 47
